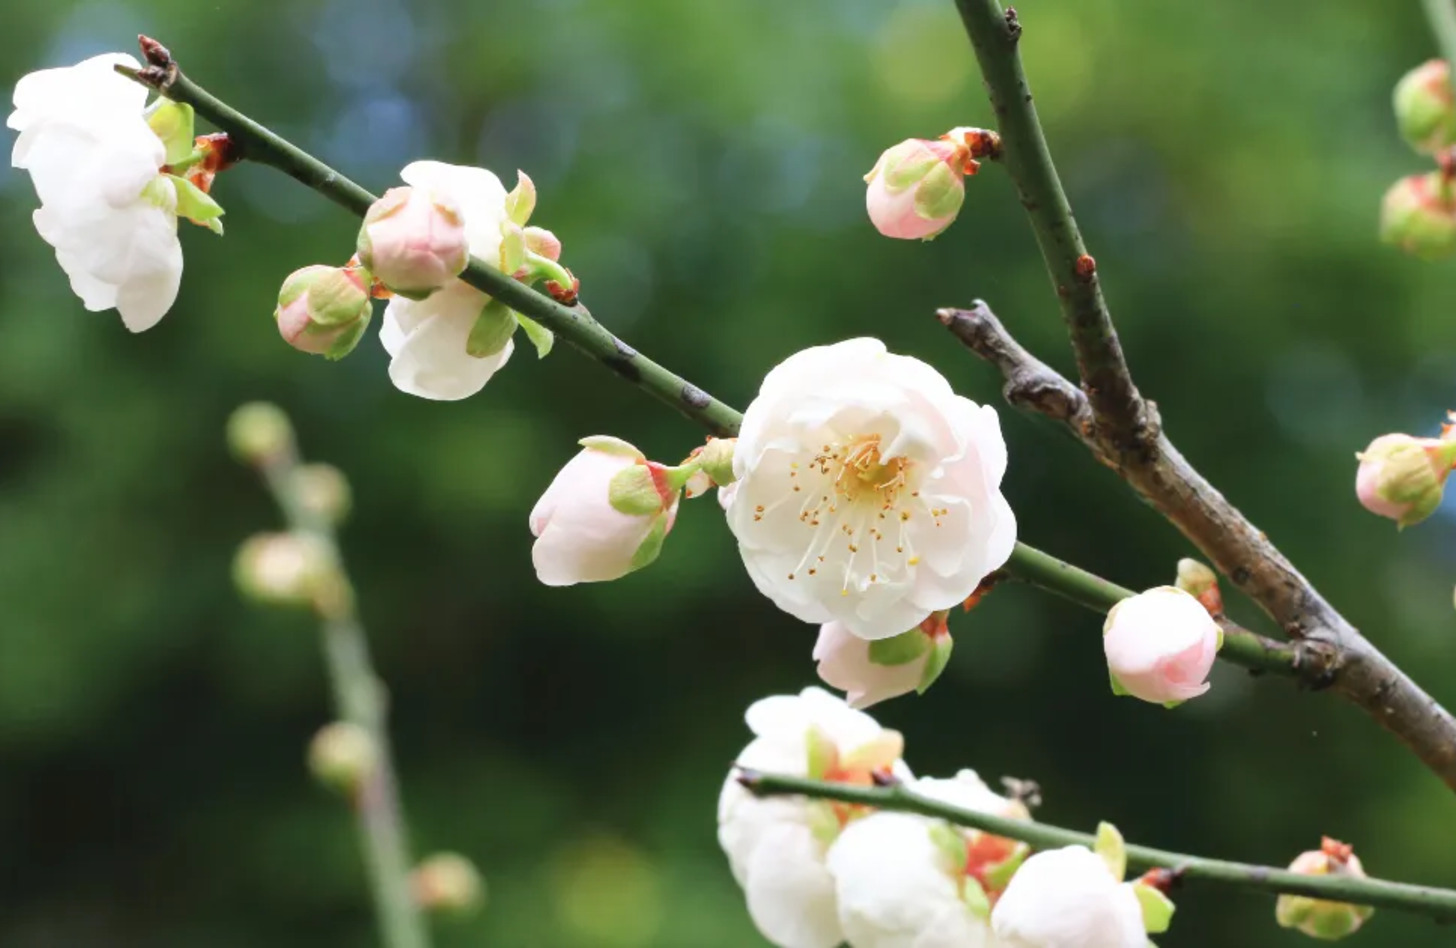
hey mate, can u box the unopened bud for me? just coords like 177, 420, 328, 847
1354, 432, 1456, 527
1174, 558, 1222, 616
1379, 173, 1456, 259
357, 187, 469, 300
274, 264, 374, 359
814, 611, 952, 709
864, 127, 998, 241
1394, 60, 1456, 155
1275, 838, 1374, 940
307, 721, 376, 795
227, 402, 293, 465
292, 463, 352, 526
1104, 587, 1221, 707
233, 531, 335, 608
413, 852, 486, 916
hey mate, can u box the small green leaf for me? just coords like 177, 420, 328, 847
805, 725, 838, 780
515, 313, 555, 358
927, 823, 967, 875
1133, 882, 1176, 934
867, 627, 930, 667
1095, 822, 1127, 882
608, 466, 662, 516
168, 174, 224, 234
916, 633, 953, 694
961, 876, 991, 919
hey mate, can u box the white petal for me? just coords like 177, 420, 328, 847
382, 283, 510, 400
744, 822, 843, 948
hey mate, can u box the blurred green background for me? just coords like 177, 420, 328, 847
3, 0, 1455, 945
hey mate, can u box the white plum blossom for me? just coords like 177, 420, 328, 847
379, 160, 514, 400
826, 771, 1028, 948
726, 338, 1016, 640
719, 688, 909, 948
9, 53, 184, 331
991, 846, 1145, 948
529, 437, 679, 586
1103, 586, 1221, 706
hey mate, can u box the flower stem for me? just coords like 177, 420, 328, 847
119, 42, 1296, 683
1424, 0, 1456, 99
255, 442, 429, 948
740, 771, 1456, 921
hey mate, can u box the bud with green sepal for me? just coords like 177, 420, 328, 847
273, 263, 373, 360
1394, 60, 1456, 155
1354, 429, 1456, 527
413, 852, 486, 917
1380, 172, 1456, 259
1174, 558, 1222, 616
307, 721, 377, 796
357, 186, 469, 299
529, 436, 687, 585
864, 126, 1000, 240
814, 611, 953, 709
227, 401, 294, 466
682, 437, 738, 499
1275, 838, 1375, 940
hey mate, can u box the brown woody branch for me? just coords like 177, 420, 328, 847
940, 302, 1456, 790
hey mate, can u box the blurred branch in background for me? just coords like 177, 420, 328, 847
1424, 0, 1456, 91
228, 403, 439, 948
950, 0, 1456, 791
740, 770, 1456, 922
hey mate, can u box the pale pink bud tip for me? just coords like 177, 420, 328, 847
274, 264, 373, 360
1103, 587, 1220, 706
357, 186, 470, 299
523, 225, 562, 261
1354, 432, 1456, 527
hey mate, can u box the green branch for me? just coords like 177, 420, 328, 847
249, 421, 429, 948
741, 771, 1456, 922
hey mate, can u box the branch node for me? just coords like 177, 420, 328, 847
1004, 6, 1023, 42
1074, 253, 1097, 282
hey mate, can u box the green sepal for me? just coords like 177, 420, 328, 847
868, 627, 930, 667
498, 222, 526, 274
608, 466, 663, 516
961, 875, 992, 920
1215, 625, 1224, 652
466, 300, 517, 357
1162, 699, 1183, 710
515, 313, 555, 358
981, 841, 1029, 891
917, 632, 954, 694
912, 161, 964, 221
806, 800, 842, 845
1109, 669, 1130, 697
805, 725, 838, 780
578, 436, 644, 459
1133, 882, 1176, 934
147, 100, 196, 165
1095, 822, 1127, 882
168, 174, 224, 234
654, 461, 700, 493
697, 438, 737, 486
928, 822, 967, 875
505, 171, 536, 226
323, 315, 370, 362
627, 512, 670, 572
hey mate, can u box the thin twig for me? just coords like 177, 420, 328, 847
740, 770, 1456, 921
949, 1, 1456, 791
255, 441, 429, 948
1424, 0, 1456, 98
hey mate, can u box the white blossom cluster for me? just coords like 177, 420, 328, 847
720, 688, 1162, 948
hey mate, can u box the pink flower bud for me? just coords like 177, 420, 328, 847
863, 128, 998, 241
1380, 173, 1456, 259
1394, 60, 1456, 155
1275, 838, 1374, 940
1103, 587, 1221, 707
813, 613, 952, 709
529, 436, 680, 586
357, 186, 469, 299
274, 264, 373, 360
1354, 432, 1456, 527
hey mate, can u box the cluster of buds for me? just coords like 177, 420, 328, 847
864, 127, 1000, 240
1382, 61, 1456, 258
1354, 422, 1456, 528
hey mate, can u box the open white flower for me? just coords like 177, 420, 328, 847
727, 338, 1016, 640
719, 687, 909, 948
379, 160, 513, 400
10, 53, 183, 331
992, 846, 1145, 948
827, 771, 1026, 948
